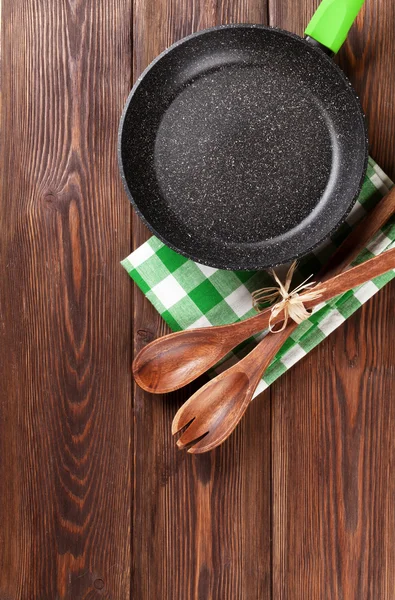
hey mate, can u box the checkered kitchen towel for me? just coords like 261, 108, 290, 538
122, 158, 395, 397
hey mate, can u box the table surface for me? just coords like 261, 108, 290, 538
1, 1, 395, 598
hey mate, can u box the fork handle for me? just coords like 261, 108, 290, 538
240, 321, 298, 388
188, 242, 395, 453
235, 189, 395, 394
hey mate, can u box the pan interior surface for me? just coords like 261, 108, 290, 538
120, 26, 367, 269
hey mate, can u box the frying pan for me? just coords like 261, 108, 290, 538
119, 0, 368, 270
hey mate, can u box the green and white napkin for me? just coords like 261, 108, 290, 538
122, 158, 395, 396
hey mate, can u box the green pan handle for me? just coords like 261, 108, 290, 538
305, 0, 365, 54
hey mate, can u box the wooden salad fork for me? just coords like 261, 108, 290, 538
173, 235, 395, 453
133, 187, 395, 394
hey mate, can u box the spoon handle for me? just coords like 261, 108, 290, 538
248, 186, 395, 374
134, 187, 395, 393
226, 189, 395, 388
309, 246, 395, 304
242, 187, 395, 342
260, 247, 395, 331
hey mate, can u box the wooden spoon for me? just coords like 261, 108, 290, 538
172, 246, 395, 453
134, 187, 395, 393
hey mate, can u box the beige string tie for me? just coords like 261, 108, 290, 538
252, 261, 323, 333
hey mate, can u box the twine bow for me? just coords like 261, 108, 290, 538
252, 261, 323, 333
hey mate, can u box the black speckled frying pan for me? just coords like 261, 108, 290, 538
119, 0, 368, 270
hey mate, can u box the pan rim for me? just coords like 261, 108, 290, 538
118, 23, 369, 271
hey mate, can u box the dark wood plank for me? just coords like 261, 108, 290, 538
269, 1, 395, 597
132, 1, 272, 598
0, 1, 132, 598
272, 287, 395, 599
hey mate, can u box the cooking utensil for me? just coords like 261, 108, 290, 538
133, 187, 395, 394
173, 246, 395, 452
119, 0, 368, 270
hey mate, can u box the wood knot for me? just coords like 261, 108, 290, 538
137, 329, 154, 342
43, 191, 58, 208
43, 190, 69, 213
94, 578, 105, 590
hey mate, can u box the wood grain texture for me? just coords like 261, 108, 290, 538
0, 1, 132, 598
270, 1, 395, 598
272, 288, 395, 599
132, 0, 271, 598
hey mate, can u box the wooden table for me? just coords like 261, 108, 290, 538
1, 1, 394, 598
